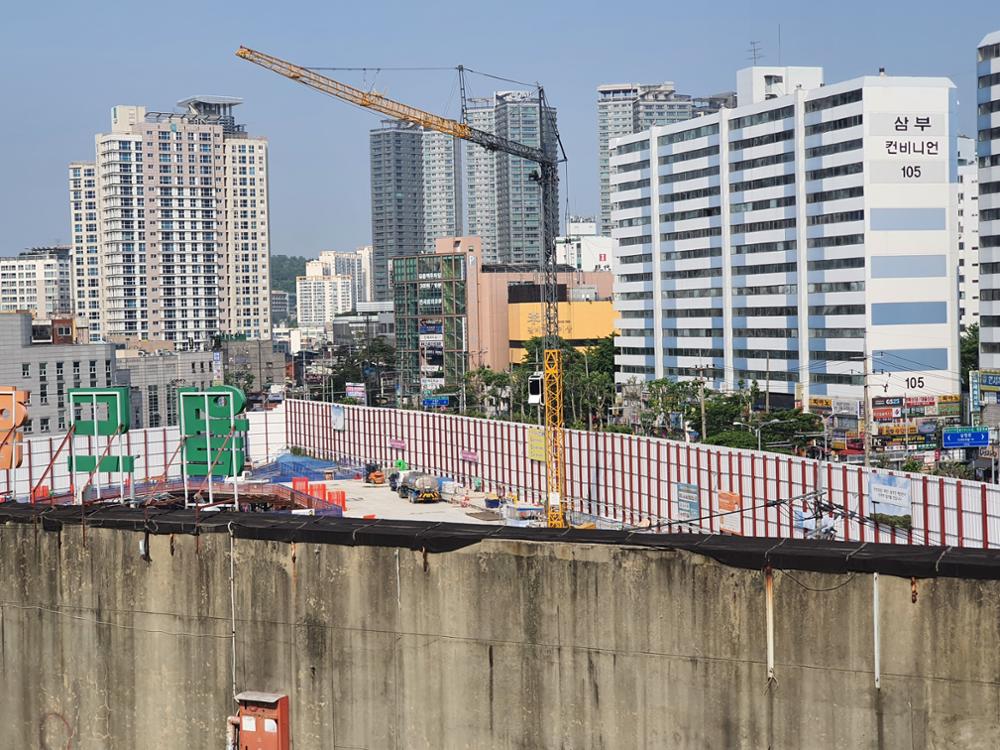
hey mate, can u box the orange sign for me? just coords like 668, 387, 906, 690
0, 387, 28, 470
717, 490, 742, 535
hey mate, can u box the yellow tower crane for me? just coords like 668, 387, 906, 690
235, 46, 568, 527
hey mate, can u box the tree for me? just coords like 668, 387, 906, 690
225, 366, 255, 394
269, 254, 308, 295
961, 323, 979, 390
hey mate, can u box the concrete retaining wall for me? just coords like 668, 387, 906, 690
1, 522, 998, 749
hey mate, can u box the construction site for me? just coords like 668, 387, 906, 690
3, 42, 1000, 750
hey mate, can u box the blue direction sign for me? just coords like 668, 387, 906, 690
942, 427, 990, 449
422, 396, 450, 408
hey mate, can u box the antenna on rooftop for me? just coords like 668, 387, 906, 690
748, 40, 764, 65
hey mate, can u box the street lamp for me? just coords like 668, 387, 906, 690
734, 418, 783, 452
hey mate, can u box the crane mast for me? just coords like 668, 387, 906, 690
236, 46, 567, 527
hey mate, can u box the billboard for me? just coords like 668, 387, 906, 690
942, 426, 989, 449
675, 482, 700, 521
331, 404, 346, 431
527, 429, 546, 462
867, 474, 911, 517
346, 382, 367, 402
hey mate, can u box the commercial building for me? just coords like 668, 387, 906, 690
370, 121, 461, 300
0, 247, 73, 317
556, 217, 614, 272
114, 349, 215, 428
465, 92, 559, 265
0, 312, 115, 435
393, 237, 614, 399
69, 97, 272, 348
611, 66, 959, 406
295, 273, 353, 326
979, 31, 1000, 370
597, 82, 735, 235
218, 337, 286, 393
956, 135, 980, 332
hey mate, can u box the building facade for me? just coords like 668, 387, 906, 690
0, 247, 73, 317
369, 122, 461, 301
956, 135, 980, 332
393, 237, 615, 400
295, 273, 353, 327
308, 248, 371, 308
270, 290, 293, 323
597, 83, 735, 236
69, 97, 272, 348
979, 31, 1000, 369
0, 312, 115, 435
114, 350, 215, 428
611, 67, 959, 406
556, 218, 614, 272
465, 92, 559, 265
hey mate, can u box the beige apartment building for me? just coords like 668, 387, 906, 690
69, 97, 271, 348
0, 247, 73, 318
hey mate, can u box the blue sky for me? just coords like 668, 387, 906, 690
0, 0, 996, 257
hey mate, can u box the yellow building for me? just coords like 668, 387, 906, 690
507, 300, 617, 365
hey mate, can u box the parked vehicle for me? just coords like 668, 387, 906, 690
397, 471, 440, 503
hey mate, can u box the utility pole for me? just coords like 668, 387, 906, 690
862, 354, 872, 468
765, 354, 770, 413
698, 365, 707, 442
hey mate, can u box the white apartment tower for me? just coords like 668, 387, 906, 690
465, 92, 559, 265
611, 67, 959, 405
979, 31, 1000, 369
598, 83, 736, 236
69, 97, 271, 348
955, 135, 980, 332
0, 247, 73, 317
296, 273, 353, 327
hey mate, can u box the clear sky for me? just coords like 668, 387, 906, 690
0, 0, 996, 257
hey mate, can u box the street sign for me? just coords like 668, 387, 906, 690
422, 396, 449, 408
942, 426, 990, 449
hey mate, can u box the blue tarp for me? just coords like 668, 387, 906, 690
251, 454, 363, 484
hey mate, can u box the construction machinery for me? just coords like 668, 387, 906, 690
235, 46, 568, 527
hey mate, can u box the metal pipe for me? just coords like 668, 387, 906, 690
225, 714, 240, 750
765, 566, 775, 684
873, 572, 881, 690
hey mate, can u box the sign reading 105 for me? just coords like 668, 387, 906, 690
900, 165, 921, 179
905, 376, 925, 389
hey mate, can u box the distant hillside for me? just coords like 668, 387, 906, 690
270, 254, 308, 295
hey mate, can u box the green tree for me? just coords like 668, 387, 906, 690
961, 323, 979, 390
224, 366, 255, 394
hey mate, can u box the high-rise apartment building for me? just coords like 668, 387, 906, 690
369, 122, 461, 301
979, 31, 1000, 369
0, 247, 73, 317
296, 273, 353, 327
597, 83, 735, 236
465, 92, 559, 265
955, 135, 980, 332
69, 97, 271, 349
611, 67, 958, 405
309, 248, 372, 308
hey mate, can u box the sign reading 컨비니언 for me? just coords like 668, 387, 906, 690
179, 386, 249, 478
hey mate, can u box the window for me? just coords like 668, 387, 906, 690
732, 262, 797, 276
662, 246, 722, 262
21, 363, 29, 378
661, 226, 721, 241
805, 139, 863, 159
806, 163, 863, 181
808, 281, 865, 293
662, 307, 724, 318
807, 210, 864, 226
733, 328, 798, 338
731, 173, 795, 193
733, 240, 796, 256
660, 206, 721, 223
733, 306, 797, 317
808, 234, 864, 249
733, 284, 797, 296
805, 89, 862, 112
805, 115, 863, 135
808, 186, 864, 203
808, 304, 865, 315
661, 267, 722, 280
731, 218, 796, 234
730, 151, 794, 172
731, 196, 796, 214
729, 129, 794, 152
657, 123, 718, 146
659, 145, 719, 166
810, 328, 865, 338
613, 139, 649, 155
808, 257, 865, 271
729, 106, 794, 130
659, 185, 720, 204
659, 165, 718, 184
39, 418, 49, 433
